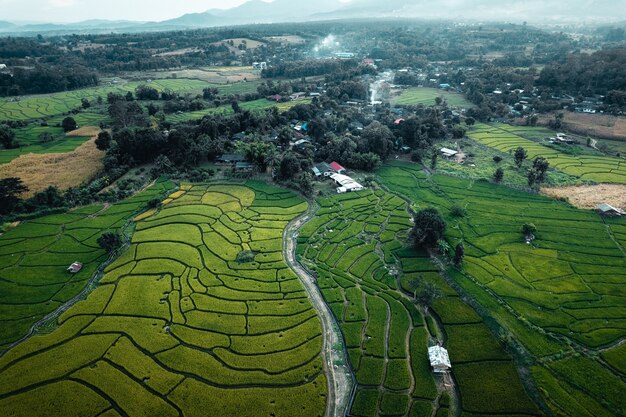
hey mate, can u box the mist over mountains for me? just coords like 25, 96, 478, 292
0, 0, 624, 35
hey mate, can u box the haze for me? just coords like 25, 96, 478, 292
1, 0, 625, 24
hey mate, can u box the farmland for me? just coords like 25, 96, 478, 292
468, 123, 626, 184
297, 190, 538, 417
0, 78, 210, 122
167, 98, 312, 124
0, 181, 327, 416
0, 178, 174, 351
377, 161, 626, 417
392, 88, 472, 108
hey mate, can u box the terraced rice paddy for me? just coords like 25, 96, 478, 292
297, 190, 538, 417
0, 181, 327, 417
468, 123, 626, 184
166, 98, 312, 124
378, 161, 626, 417
0, 179, 174, 351
392, 88, 472, 108
0, 79, 209, 122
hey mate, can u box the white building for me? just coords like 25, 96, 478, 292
428, 346, 451, 373
440, 148, 458, 159
331, 173, 364, 194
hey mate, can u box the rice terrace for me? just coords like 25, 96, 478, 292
1, 2, 626, 417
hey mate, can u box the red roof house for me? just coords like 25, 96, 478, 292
330, 161, 346, 174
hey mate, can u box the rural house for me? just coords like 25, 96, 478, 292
330, 161, 347, 174
597, 203, 625, 217
331, 173, 364, 193
67, 262, 83, 273
312, 162, 334, 177
217, 154, 246, 165
428, 346, 451, 373
440, 148, 458, 159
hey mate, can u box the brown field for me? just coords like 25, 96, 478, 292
67, 126, 102, 137
264, 35, 306, 45
542, 184, 626, 210
139, 67, 260, 84
0, 138, 104, 197
540, 113, 626, 141
152, 47, 203, 57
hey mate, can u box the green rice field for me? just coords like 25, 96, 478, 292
0, 79, 211, 122
0, 179, 174, 351
378, 161, 626, 417
392, 88, 473, 108
468, 124, 626, 184
297, 190, 538, 417
0, 181, 327, 416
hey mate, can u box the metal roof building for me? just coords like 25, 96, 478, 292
428, 346, 451, 373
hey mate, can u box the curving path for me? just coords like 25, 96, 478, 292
283, 204, 355, 417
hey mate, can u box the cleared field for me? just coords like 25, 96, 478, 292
167, 98, 312, 124
541, 184, 626, 210
0, 181, 326, 417
468, 123, 626, 184
0, 79, 210, 122
0, 179, 174, 351
392, 87, 472, 108
298, 190, 537, 417
0, 137, 105, 197
378, 161, 626, 417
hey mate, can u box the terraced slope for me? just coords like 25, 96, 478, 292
468, 124, 626, 184
0, 181, 327, 417
297, 190, 538, 417
0, 179, 174, 351
378, 161, 626, 417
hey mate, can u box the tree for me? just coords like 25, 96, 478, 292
531, 157, 549, 182
361, 121, 394, 158
279, 152, 301, 180
95, 131, 112, 151
151, 155, 174, 178
514, 147, 527, 168
412, 280, 442, 313
240, 142, 275, 172
81, 98, 91, 109
231, 101, 241, 114
39, 132, 54, 143
494, 167, 504, 182
412, 208, 446, 248
521, 223, 537, 237
0, 177, 28, 215
430, 152, 438, 170
527, 169, 538, 187
450, 205, 466, 218
465, 117, 475, 127
61, 117, 77, 132
97, 232, 123, 254
453, 243, 465, 265
0, 125, 19, 149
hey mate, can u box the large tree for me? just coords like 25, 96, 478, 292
0, 177, 28, 215
412, 208, 446, 248
0, 125, 18, 149
97, 232, 123, 254
514, 147, 528, 168
61, 117, 77, 132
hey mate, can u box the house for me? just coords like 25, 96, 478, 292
289, 92, 306, 101
330, 161, 347, 174
394, 118, 405, 125
217, 154, 246, 164
597, 203, 625, 217
67, 262, 83, 273
252, 62, 267, 70
331, 174, 364, 193
309, 92, 321, 97
268, 94, 283, 102
348, 121, 364, 131
440, 148, 458, 159
234, 161, 255, 173
293, 138, 311, 148
439, 83, 451, 89
428, 346, 451, 373
334, 52, 355, 59
400, 146, 412, 154
312, 162, 334, 177
0, 64, 6, 70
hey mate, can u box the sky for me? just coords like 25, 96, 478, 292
0, 0, 252, 23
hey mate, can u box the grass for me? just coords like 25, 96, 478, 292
392, 87, 472, 108
377, 160, 626, 417
468, 123, 626, 184
0, 181, 327, 417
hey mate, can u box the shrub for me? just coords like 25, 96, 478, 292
236, 250, 256, 263
450, 204, 466, 218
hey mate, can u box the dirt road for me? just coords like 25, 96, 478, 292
284, 205, 355, 417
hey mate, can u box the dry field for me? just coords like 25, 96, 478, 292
140, 67, 260, 84
0, 137, 104, 197
540, 113, 626, 141
542, 184, 626, 210
264, 35, 306, 45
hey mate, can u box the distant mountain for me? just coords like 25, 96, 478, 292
0, 0, 622, 36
